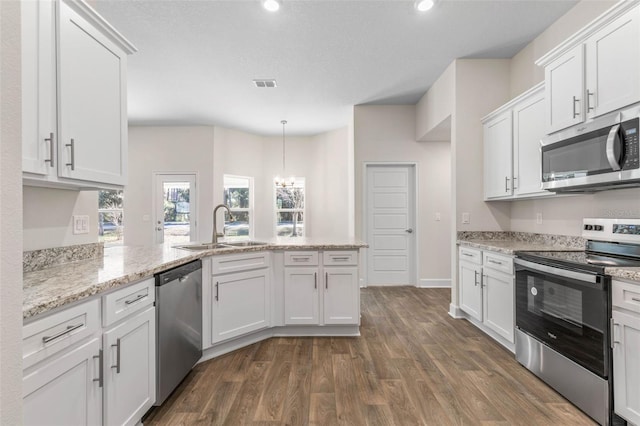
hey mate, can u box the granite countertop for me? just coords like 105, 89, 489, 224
457, 239, 583, 255
604, 267, 640, 283
23, 238, 367, 321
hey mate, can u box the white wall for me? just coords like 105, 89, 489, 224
125, 126, 215, 246
416, 61, 455, 141
23, 188, 98, 250
0, 0, 23, 421
354, 105, 452, 283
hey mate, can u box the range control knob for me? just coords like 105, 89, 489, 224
594, 225, 604, 231
584, 224, 593, 231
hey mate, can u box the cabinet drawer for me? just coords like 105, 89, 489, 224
212, 252, 270, 275
459, 247, 482, 265
483, 251, 513, 274
102, 277, 155, 327
23, 298, 100, 370
613, 280, 640, 314
323, 250, 357, 266
284, 251, 318, 266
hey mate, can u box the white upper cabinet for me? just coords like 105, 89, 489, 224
544, 45, 585, 133
21, 0, 136, 189
483, 83, 548, 201
483, 111, 513, 200
538, 2, 640, 134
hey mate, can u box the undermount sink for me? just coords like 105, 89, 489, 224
174, 241, 268, 251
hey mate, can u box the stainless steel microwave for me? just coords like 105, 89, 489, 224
541, 105, 640, 193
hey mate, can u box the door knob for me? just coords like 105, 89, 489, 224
405, 228, 413, 233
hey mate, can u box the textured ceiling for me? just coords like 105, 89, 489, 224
94, 0, 578, 136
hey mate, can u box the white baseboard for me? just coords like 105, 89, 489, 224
448, 303, 465, 318
417, 278, 451, 288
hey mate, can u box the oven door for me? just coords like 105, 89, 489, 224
515, 258, 610, 378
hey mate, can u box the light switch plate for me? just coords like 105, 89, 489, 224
73, 215, 90, 234
536, 213, 543, 225
435, 212, 441, 221
462, 212, 470, 224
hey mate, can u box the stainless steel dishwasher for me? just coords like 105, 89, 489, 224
154, 259, 202, 406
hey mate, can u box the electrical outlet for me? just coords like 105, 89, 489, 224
435, 212, 441, 221
462, 212, 470, 224
536, 213, 543, 225
73, 215, 90, 234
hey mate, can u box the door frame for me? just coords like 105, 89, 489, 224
152, 172, 199, 244
362, 162, 419, 287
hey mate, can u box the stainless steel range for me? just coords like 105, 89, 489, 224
515, 218, 640, 426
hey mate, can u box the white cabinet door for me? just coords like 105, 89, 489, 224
21, 0, 56, 176
513, 88, 547, 198
484, 111, 513, 199
211, 269, 270, 343
323, 267, 359, 325
57, 1, 128, 186
586, 7, 640, 119
23, 337, 102, 426
103, 306, 155, 426
613, 310, 640, 425
482, 269, 514, 343
459, 261, 483, 322
545, 44, 585, 133
284, 268, 320, 325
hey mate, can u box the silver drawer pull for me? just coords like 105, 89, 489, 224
462, 252, 474, 257
65, 138, 75, 170
488, 259, 503, 265
124, 294, 146, 305
331, 257, 350, 261
42, 323, 83, 343
44, 132, 54, 167
292, 257, 310, 261
631, 297, 640, 303
93, 349, 103, 387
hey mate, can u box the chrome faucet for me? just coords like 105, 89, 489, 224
212, 204, 234, 243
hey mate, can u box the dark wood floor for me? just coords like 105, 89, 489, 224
144, 287, 596, 425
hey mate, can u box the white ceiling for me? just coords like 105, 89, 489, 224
94, 0, 577, 136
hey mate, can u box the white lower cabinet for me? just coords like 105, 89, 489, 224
283, 251, 359, 326
23, 337, 102, 426
458, 246, 515, 346
612, 280, 640, 425
103, 306, 155, 426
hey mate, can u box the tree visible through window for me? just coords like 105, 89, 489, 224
276, 178, 305, 237
224, 175, 253, 239
98, 190, 123, 246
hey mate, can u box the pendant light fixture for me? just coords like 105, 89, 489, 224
275, 120, 295, 188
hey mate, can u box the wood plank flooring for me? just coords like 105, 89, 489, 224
144, 287, 596, 425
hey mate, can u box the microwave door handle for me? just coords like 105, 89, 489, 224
606, 124, 622, 171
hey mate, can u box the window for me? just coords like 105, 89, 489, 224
275, 178, 305, 237
98, 190, 123, 247
223, 175, 253, 239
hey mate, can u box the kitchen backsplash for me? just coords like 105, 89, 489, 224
457, 231, 585, 249
23, 242, 104, 272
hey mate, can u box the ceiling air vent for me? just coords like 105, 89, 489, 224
253, 79, 277, 88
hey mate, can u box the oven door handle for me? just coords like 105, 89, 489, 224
515, 258, 599, 285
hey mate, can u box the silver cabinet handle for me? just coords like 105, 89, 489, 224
124, 294, 146, 305
587, 90, 595, 111
405, 229, 413, 234
331, 256, 350, 261
606, 124, 622, 171
93, 349, 103, 387
314, 272, 317, 289
462, 252, 473, 257
325, 272, 328, 289
215, 282, 219, 301
513, 176, 518, 190
632, 297, 640, 303
65, 138, 75, 170
610, 318, 619, 348
292, 257, 309, 262
42, 323, 83, 343
488, 259, 503, 265
44, 132, 54, 167
111, 338, 121, 374
474, 270, 479, 286
505, 176, 510, 193
481, 274, 487, 288
572, 96, 580, 118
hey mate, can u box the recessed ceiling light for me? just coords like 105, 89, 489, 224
414, 0, 434, 12
262, 0, 281, 12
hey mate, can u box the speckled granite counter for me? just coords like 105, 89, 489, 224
457, 239, 584, 255
23, 239, 367, 321
604, 267, 640, 283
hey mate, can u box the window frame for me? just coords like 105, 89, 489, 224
223, 174, 254, 240
274, 177, 306, 238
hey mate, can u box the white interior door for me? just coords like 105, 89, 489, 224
154, 173, 197, 244
365, 164, 416, 285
